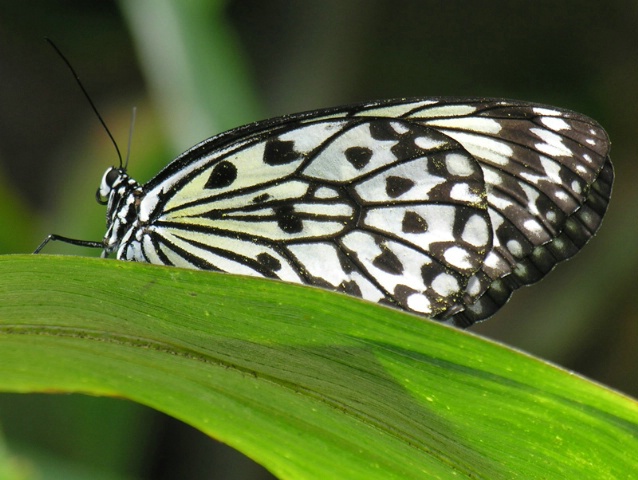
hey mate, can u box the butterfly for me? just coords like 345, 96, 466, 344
36, 97, 613, 327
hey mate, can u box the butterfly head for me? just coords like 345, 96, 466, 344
96, 166, 127, 205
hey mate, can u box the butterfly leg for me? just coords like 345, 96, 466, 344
34, 234, 104, 254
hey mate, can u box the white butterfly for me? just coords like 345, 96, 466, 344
37, 98, 613, 326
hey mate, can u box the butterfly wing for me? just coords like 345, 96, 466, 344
388, 99, 612, 325
123, 98, 611, 325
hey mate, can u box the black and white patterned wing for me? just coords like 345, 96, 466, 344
120, 98, 611, 326
355, 99, 612, 325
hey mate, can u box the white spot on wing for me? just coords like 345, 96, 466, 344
406, 293, 432, 314
523, 219, 544, 233
484, 251, 502, 269
531, 128, 573, 157
294, 202, 353, 216
409, 104, 478, 118
513, 263, 529, 278
314, 186, 339, 199
533, 107, 561, 116
414, 136, 448, 150
506, 239, 523, 257
540, 117, 571, 131
390, 121, 410, 134
439, 131, 514, 166
444, 246, 473, 269
571, 180, 582, 194
539, 156, 564, 184
482, 167, 504, 186
489, 193, 515, 211
425, 117, 503, 134
461, 214, 490, 248
445, 153, 475, 176
432, 273, 460, 296
519, 183, 541, 216
552, 237, 566, 252
356, 100, 438, 117
450, 183, 481, 203
466, 275, 482, 296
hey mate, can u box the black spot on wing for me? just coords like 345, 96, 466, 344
369, 121, 400, 140
385, 176, 415, 198
253, 193, 271, 204
372, 244, 403, 275
264, 139, 301, 165
401, 211, 428, 233
345, 146, 373, 169
274, 205, 303, 234
257, 252, 282, 272
339, 279, 363, 298
205, 161, 237, 189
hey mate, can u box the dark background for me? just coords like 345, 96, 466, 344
0, 1, 636, 478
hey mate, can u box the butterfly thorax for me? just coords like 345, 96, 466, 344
98, 167, 143, 258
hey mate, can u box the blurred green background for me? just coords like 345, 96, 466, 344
0, 1, 636, 478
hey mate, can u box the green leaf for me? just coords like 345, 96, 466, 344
1, 255, 637, 479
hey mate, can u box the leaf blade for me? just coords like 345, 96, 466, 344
1, 255, 637, 479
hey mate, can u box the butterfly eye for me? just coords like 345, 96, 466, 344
96, 167, 121, 205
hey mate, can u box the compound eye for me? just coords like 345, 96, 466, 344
105, 167, 120, 187
96, 167, 121, 205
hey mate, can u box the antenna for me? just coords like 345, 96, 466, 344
45, 37, 124, 169
125, 107, 137, 170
